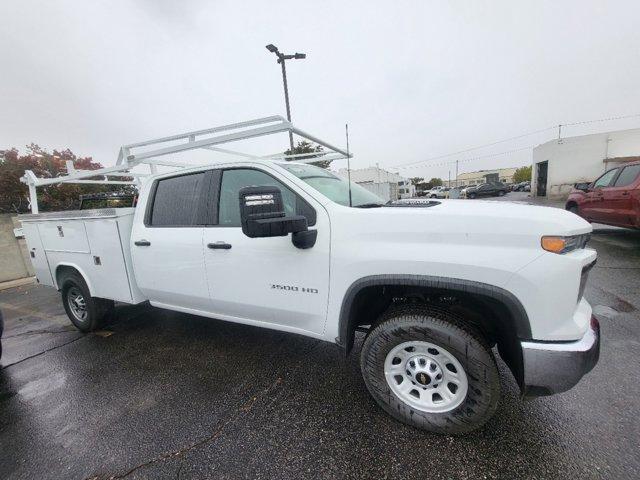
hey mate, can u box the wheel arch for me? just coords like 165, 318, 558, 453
336, 274, 531, 390
54, 263, 94, 296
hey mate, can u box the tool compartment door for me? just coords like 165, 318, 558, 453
21, 222, 54, 286
38, 220, 90, 253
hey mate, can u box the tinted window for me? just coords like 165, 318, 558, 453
150, 172, 208, 226
593, 168, 619, 188
613, 164, 640, 187
218, 169, 315, 227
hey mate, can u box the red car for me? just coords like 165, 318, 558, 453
565, 161, 640, 229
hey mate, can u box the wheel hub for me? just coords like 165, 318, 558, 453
67, 286, 88, 322
384, 341, 468, 413
406, 355, 443, 389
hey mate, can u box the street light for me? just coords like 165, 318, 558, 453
265, 43, 306, 151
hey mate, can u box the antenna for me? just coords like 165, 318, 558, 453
345, 124, 352, 207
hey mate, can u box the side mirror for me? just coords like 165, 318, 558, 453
574, 182, 591, 192
238, 186, 316, 248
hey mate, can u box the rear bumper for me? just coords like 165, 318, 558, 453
520, 316, 600, 397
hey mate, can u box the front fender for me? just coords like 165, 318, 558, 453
336, 274, 532, 353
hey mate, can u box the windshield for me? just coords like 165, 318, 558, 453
281, 163, 386, 207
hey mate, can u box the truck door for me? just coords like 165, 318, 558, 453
131, 170, 214, 311
606, 164, 640, 227
202, 167, 330, 336
582, 167, 619, 223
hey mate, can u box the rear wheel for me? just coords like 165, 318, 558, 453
498, 190, 505, 197
360, 305, 500, 435
60, 272, 113, 332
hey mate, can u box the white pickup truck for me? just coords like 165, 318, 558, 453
19, 117, 599, 434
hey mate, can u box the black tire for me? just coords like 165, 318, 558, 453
360, 305, 500, 435
468, 193, 476, 199
498, 190, 505, 197
60, 272, 113, 332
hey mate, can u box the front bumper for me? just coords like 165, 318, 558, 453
520, 316, 600, 397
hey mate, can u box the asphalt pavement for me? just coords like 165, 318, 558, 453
1, 192, 639, 479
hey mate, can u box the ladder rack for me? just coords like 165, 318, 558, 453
20, 115, 351, 213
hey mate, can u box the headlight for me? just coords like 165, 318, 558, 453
541, 234, 590, 254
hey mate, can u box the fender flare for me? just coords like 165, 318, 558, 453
336, 274, 532, 353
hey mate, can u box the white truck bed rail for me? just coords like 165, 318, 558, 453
20, 115, 351, 213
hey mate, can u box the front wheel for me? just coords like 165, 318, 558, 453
61, 272, 114, 332
360, 306, 500, 435
467, 193, 476, 199
498, 190, 505, 196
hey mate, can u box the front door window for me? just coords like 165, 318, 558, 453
593, 168, 619, 189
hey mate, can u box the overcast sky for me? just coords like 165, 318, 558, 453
1, 0, 639, 180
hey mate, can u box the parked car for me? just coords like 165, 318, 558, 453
513, 181, 531, 192
429, 187, 450, 199
20, 118, 599, 435
565, 161, 640, 229
463, 182, 508, 199
426, 186, 447, 198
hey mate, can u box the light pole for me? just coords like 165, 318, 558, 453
266, 44, 306, 151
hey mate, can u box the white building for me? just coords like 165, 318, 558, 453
445, 167, 520, 187
532, 127, 640, 198
336, 166, 415, 201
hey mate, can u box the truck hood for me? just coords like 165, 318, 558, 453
343, 199, 592, 239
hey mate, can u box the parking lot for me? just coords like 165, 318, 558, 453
1, 195, 639, 479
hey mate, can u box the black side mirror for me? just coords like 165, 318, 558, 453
238, 186, 316, 248
574, 182, 591, 192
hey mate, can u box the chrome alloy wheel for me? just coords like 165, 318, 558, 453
384, 341, 468, 413
67, 286, 88, 322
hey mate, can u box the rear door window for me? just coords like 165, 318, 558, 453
613, 164, 640, 187
149, 171, 210, 226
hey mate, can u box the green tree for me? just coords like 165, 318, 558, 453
428, 177, 443, 187
284, 140, 329, 168
409, 177, 424, 186
0, 145, 130, 213
513, 165, 532, 183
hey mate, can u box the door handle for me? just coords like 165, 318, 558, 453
622, 191, 630, 196
134, 239, 151, 246
208, 242, 232, 250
